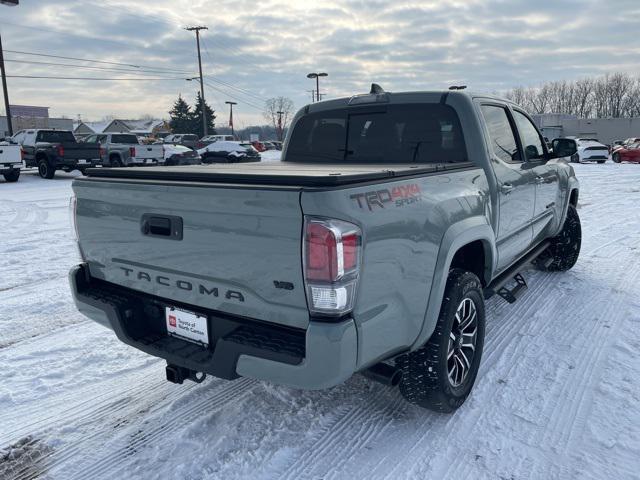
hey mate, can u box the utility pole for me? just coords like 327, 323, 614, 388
0, 0, 19, 137
307, 90, 315, 103
276, 110, 284, 141
225, 101, 237, 138
185, 26, 208, 137
307, 72, 328, 102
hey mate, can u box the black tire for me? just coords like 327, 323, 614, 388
597, 160, 605, 164
110, 156, 123, 167
535, 205, 581, 272
38, 158, 55, 179
612, 153, 620, 163
396, 269, 485, 413
3, 169, 20, 182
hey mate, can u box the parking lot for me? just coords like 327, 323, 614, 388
1, 162, 638, 480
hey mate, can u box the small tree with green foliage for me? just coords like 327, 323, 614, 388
168, 95, 193, 133
192, 92, 216, 137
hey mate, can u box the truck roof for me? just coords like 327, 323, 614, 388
302, 89, 514, 114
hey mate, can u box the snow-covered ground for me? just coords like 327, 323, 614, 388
1, 162, 639, 480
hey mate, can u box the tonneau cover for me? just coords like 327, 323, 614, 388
85, 162, 472, 187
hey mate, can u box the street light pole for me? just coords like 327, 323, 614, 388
0, 0, 19, 137
225, 101, 237, 138
307, 72, 328, 103
185, 26, 208, 137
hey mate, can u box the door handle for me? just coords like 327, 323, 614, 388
500, 183, 515, 194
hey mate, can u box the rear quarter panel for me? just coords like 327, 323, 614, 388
301, 166, 491, 369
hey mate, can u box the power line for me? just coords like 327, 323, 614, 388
7, 75, 186, 81
202, 80, 264, 111
4, 49, 190, 73
203, 75, 267, 103
4, 58, 194, 75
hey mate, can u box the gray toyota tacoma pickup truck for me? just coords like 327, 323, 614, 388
69, 87, 581, 412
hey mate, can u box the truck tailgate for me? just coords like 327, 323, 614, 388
63, 142, 100, 160
134, 145, 163, 159
73, 179, 309, 329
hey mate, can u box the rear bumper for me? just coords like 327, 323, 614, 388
0, 163, 20, 173
69, 263, 357, 389
55, 157, 101, 168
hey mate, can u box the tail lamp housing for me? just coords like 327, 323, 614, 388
303, 217, 362, 316
56, 144, 65, 158
129, 146, 137, 157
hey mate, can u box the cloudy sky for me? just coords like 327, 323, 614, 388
1, 0, 639, 127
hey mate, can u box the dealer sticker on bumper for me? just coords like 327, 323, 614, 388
165, 307, 209, 346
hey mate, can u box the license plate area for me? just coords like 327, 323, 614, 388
165, 306, 209, 347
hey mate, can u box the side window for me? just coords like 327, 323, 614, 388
480, 105, 521, 163
512, 110, 545, 160
85, 135, 96, 143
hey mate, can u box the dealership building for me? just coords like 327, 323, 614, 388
1, 105, 73, 137
533, 114, 640, 144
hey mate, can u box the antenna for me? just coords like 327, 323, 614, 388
370, 83, 385, 94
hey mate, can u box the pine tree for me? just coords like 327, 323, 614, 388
168, 95, 193, 133
192, 92, 216, 137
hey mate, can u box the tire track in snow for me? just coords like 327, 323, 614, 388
280, 387, 396, 480
72, 377, 257, 480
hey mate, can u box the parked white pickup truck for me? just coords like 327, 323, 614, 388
83, 133, 165, 167
0, 141, 22, 182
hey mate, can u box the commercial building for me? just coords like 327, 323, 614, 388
1, 104, 73, 137
533, 114, 640, 144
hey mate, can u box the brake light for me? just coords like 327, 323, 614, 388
303, 217, 361, 315
99, 147, 106, 157
129, 146, 136, 157
56, 145, 64, 157
20, 148, 25, 160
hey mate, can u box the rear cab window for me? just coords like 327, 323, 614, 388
284, 103, 468, 164
35, 131, 76, 143
111, 134, 139, 144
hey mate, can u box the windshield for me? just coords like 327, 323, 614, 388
284, 104, 467, 164
111, 134, 139, 144
36, 131, 75, 143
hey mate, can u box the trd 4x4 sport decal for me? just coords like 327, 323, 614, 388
350, 183, 422, 210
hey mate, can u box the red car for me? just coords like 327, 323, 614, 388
251, 140, 266, 152
612, 143, 640, 163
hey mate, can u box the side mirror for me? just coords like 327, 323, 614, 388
550, 138, 577, 159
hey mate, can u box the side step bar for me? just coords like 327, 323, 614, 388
484, 241, 550, 302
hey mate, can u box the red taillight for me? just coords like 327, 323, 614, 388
303, 217, 362, 315
57, 145, 64, 157
342, 233, 359, 271
306, 223, 338, 281
129, 146, 136, 157
99, 147, 106, 157
20, 148, 25, 160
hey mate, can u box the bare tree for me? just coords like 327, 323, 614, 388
263, 97, 295, 141
504, 72, 640, 119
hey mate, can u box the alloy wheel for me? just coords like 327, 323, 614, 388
447, 297, 478, 387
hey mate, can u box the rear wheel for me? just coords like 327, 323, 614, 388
397, 269, 485, 413
613, 153, 621, 163
535, 205, 581, 272
110, 156, 123, 167
3, 169, 20, 182
38, 158, 55, 179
